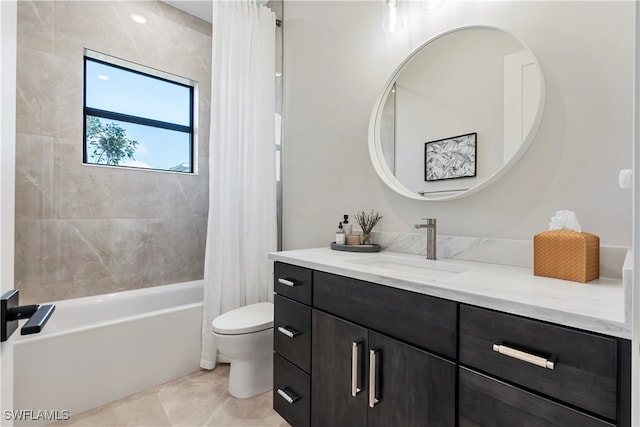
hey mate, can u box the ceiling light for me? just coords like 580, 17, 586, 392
382, 0, 404, 33
130, 13, 147, 24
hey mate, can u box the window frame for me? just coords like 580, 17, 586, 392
82, 49, 197, 174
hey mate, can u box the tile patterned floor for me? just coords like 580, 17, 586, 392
50, 365, 289, 427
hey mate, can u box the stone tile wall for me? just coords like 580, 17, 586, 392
15, 1, 211, 304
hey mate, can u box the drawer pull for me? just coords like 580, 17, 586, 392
277, 326, 299, 338
351, 341, 362, 397
277, 278, 297, 287
369, 349, 380, 408
492, 343, 555, 370
277, 387, 299, 404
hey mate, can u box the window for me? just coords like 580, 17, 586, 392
83, 50, 196, 173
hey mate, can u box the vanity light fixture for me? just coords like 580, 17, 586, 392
129, 13, 148, 24
420, 0, 446, 11
382, 0, 404, 33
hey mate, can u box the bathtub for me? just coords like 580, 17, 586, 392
13, 281, 204, 425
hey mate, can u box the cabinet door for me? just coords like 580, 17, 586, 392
459, 367, 614, 427
368, 332, 456, 427
312, 310, 368, 427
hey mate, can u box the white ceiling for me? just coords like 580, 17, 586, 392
163, 1, 213, 23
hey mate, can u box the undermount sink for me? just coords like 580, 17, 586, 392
347, 254, 471, 279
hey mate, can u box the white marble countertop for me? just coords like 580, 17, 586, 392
269, 247, 630, 339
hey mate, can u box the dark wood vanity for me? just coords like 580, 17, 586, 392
272, 261, 630, 427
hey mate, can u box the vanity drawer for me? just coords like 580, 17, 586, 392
274, 295, 311, 373
274, 353, 310, 427
459, 367, 614, 427
459, 304, 618, 421
313, 270, 457, 359
274, 262, 313, 305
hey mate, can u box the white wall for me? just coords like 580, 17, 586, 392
283, 0, 634, 249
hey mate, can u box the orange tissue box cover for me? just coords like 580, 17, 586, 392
533, 229, 599, 283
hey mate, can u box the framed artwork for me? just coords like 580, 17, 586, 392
425, 132, 477, 181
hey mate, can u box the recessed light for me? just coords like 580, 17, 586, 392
130, 13, 147, 24
97, 74, 109, 81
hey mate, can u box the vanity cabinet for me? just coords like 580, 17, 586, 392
311, 270, 457, 427
312, 309, 456, 427
272, 261, 631, 427
273, 262, 312, 427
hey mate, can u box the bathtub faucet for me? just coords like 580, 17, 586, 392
1, 289, 56, 342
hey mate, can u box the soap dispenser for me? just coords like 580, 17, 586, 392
342, 215, 352, 236
335, 222, 346, 245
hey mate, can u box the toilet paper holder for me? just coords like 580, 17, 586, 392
1, 289, 55, 342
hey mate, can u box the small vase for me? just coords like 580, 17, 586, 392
362, 233, 371, 245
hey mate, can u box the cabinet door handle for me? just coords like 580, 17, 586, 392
368, 349, 380, 408
277, 388, 299, 404
492, 343, 555, 370
351, 341, 362, 397
277, 278, 297, 287
277, 326, 299, 338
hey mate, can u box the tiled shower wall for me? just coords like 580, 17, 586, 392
15, 1, 211, 304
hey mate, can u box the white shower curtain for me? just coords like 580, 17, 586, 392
200, 0, 277, 370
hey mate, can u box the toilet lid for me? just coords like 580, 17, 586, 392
212, 302, 274, 335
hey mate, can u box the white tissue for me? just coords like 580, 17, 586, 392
548, 210, 581, 232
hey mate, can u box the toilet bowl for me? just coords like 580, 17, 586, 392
212, 302, 274, 399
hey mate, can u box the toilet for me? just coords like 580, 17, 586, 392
211, 302, 274, 399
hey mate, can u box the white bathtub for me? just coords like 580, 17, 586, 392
13, 281, 204, 424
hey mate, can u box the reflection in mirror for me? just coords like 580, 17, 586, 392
380, 84, 396, 173
369, 26, 545, 201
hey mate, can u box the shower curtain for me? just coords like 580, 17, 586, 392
200, 0, 277, 370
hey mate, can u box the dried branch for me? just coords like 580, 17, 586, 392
355, 210, 383, 234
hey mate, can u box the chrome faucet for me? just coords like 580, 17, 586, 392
414, 218, 437, 260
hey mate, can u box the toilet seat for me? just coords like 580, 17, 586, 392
212, 302, 273, 335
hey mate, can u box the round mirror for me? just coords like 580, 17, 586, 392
368, 26, 545, 200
